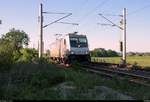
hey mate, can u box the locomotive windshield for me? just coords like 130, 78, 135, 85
70, 37, 78, 47
70, 37, 88, 47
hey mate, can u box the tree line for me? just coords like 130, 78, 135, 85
127, 52, 150, 56
0, 28, 40, 70
90, 48, 150, 57
90, 48, 119, 57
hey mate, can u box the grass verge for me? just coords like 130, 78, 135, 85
0, 62, 150, 100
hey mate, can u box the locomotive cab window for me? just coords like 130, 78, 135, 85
70, 37, 88, 47
70, 37, 78, 47
79, 37, 88, 47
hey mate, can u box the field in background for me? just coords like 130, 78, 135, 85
91, 56, 150, 68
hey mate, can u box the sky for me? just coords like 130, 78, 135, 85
0, 0, 150, 52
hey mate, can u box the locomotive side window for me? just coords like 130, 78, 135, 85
79, 38, 87, 43
70, 37, 88, 47
64, 39, 66, 45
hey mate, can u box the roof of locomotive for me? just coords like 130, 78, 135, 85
50, 32, 87, 47
67, 32, 87, 38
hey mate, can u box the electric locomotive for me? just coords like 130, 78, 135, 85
50, 32, 90, 64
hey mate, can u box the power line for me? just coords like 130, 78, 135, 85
62, 0, 90, 32
38, 3, 78, 58
43, 13, 72, 28
69, 0, 90, 20
98, 14, 123, 30
63, 0, 111, 32
79, 0, 90, 10
98, 13, 122, 17
42, 12, 70, 15
127, 4, 150, 15
98, 8, 127, 65
78, 0, 111, 24
56, 22, 79, 25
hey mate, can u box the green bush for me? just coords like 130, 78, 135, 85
0, 40, 14, 70
15, 48, 38, 63
0, 63, 67, 99
90, 48, 119, 57
0, 28, 30, 70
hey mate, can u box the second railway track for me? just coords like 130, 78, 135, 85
80, 63, 150, 87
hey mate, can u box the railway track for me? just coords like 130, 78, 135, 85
80, 62, 150, 87
90, 62, 150, 77
91, 62, 150, 72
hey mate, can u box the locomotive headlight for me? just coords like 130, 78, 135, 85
71, 51, 74, 54
85, 51, 89, 54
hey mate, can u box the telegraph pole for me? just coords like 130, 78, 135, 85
98, 8, 127, 66
39, 3, 44, 58
38, 3, 78, 58
122, 8, 127, 65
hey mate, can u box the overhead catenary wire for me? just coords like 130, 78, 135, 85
43, 12, 71, 15
56, 22, 79, 25
98, 8, 127, 65
63, 0, 111, 32
43, 13, 72, 28
97, 13, 122, 17
127, 4, 150, 16
98, 14, 123, 30
78, 0, 111, 24
78, 0, 90, 11
62, 0, 90, 32
38, 3, 78, 58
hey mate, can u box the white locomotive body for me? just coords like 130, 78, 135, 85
50, 32, 90, 64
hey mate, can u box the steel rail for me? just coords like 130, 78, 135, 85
80, 64, 150, 87
89, 62, 150, 77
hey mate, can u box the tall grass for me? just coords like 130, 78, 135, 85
0, 63, 66, 100
0, 62, 150, 100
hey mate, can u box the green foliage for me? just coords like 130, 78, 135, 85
10, 48, 38, 63
44, 50, 50, 59
42, 50, 51, 64
2, 28, 29, 52
37, 57, 50, 64
0, 62, 150, 100
13, 51, 22, 63
0, 28, 30, 66
0, 39, 14, 70
107, 49, 119, 57
90, 48, 119, 57
127, 52, 150, 56
19, 48, 38, 63
0, 63, 66, 99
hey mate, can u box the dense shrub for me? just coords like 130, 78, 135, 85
18, 48, 38, 63
0, 40, 14, 70
0, 28, 30, 70
0, 63, 66, 99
